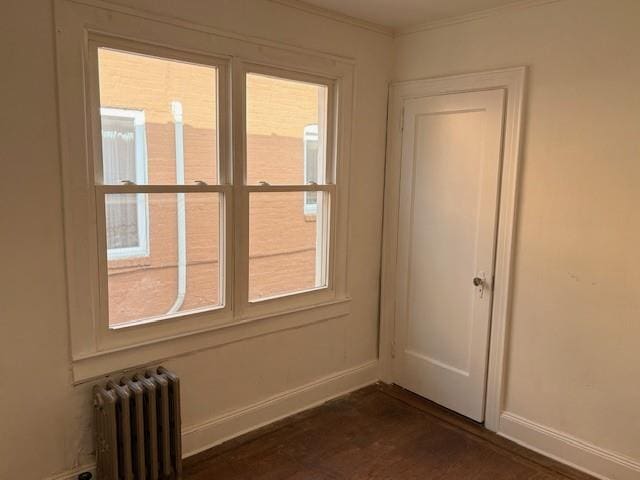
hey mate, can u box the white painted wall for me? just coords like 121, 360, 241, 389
4, 0, 640, 478
0, 1, 392, 478
394, 0, 640, 473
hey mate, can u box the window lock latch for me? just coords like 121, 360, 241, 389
194, 180, 208, 186
121, 180, 137, 185
258, 181, 271, 186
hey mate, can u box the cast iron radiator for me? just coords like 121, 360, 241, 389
94, 367, 182, 480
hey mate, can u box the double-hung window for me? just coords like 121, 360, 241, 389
55, 0, 353, 381
244, 71, 333, 304
95, 47, 226, 329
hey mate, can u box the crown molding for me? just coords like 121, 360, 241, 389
268, 0, 562, 38
267, 0, 394, 37
396, 0, 563, 36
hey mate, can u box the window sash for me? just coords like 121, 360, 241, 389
232, 64, 338, 317
239, 65, 337, 186
97, 185, 232, 194
95, 187, 230, 332
243, 184, 334, 193
90, 39, 230, 188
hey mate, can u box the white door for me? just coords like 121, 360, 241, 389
393, 89, 505, 422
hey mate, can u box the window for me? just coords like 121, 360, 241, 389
100, 108, 149, 260
96, 47, 224, 328
245, 73, 330, 302
55, 1, 353, 380
303, 124, 319, 216
94, 51, 337, 327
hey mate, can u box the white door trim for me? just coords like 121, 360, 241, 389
379, 67, 527, 432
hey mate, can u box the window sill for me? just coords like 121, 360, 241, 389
70, 297, 351, 384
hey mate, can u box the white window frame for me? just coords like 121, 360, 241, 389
303, 124, 319, 216
89, 39, 232, 350
54, 0, 354, 383
237, 65, 336, 318
100, 107, 150, 260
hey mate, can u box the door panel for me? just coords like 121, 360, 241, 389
394, 89, 505, 422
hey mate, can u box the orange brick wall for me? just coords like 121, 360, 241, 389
99, 49, 322, 325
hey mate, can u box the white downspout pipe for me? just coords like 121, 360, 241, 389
167, 101, 187, 314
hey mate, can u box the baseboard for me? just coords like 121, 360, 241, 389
182, 359, 379, 456
45, 360, 378, 479
499, 412, 640, 480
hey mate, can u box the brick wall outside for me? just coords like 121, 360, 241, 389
99, 48, 324, 325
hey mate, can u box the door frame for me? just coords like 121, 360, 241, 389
379, 67, 527, 432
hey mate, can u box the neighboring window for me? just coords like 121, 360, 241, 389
100, 108, 149, 260
303, 124, 319, 216
97, 48, 223, 328
246, 73, 330, 302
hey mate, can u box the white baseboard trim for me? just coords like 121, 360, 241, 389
48, 374, 640, 480
182, 359, 379, 456
499, 412, 640, 480
45, 360, 379, 479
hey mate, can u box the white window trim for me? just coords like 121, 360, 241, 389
100, 107, 150, 260
54, 0, 354, 383
303, 124, 319, 216
89, 39, 233, 351
236, 65, 336, 319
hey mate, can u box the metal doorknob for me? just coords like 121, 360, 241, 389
473, 277, 484, 287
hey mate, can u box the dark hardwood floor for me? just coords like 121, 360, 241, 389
184, 383, 595, 479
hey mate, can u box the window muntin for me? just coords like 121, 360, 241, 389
97, 47, 225, 329
245, 73, 327, 186
245, 72, 332, 303
101, 108, 149, 259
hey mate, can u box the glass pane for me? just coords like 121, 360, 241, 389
106, 193, 141, 251
101, 115, 137, 185
98, 48, 219, 185
249, 192, 329, 301
246, 73, 328, 185
106, 193, 222, 327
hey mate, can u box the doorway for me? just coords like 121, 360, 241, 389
394, 89, 505, 421
379, 68, 526, 430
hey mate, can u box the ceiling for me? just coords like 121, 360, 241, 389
300, 0, 528, 29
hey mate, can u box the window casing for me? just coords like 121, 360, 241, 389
55, 0, 354, 381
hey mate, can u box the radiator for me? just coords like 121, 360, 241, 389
94, 367, 182, 480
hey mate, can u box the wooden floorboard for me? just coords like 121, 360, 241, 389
184, 383, 596, 479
